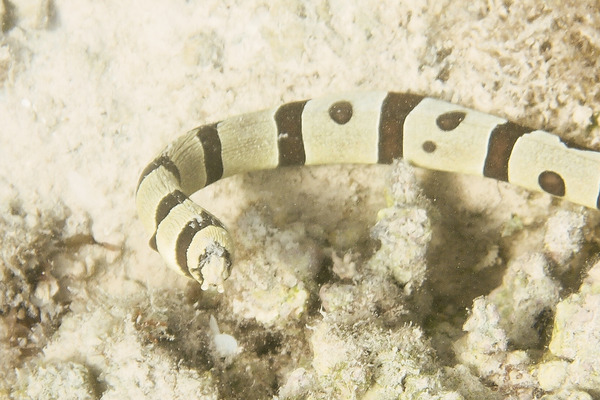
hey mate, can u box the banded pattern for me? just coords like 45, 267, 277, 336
136, 91, 600, 292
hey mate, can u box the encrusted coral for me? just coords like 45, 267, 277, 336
0, 193, 82, 382
368, 161, 432, 294
6, 295, 220, 400
541, 260, 600, 392
488, 252, 560, 348
303, 316, 458, 399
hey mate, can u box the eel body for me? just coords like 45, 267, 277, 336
136, 91, 600, 292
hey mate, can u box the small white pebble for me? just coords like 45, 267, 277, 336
209, 315, 240, 359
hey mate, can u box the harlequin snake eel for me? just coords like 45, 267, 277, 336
136, 91, 600, 292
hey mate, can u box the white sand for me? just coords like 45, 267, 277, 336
1, 0, 599, 398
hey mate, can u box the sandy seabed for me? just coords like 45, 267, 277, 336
1, 1, 600, 399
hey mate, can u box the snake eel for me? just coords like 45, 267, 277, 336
136, 91, 600, 292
